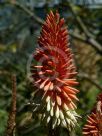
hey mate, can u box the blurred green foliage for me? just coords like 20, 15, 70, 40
0, 0, 102, 136
0, 110, 8, 136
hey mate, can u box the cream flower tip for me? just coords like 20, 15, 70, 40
34, 65, 43, 68
63, 103, 69, 111
52, 118, 57, 129
56, 95, 62, 106
69, 94, 79, 101
41, 113, 46, 120
57, 118, 60, 126
55, 106, 60, 118
59, 110, 64, 120
47, 100, 51, 112
46, 96, 50, 102
66, 111, 76, 121
71, 102, 77, 109
47, 116, 51, 123
70, 120, 75, 127
44, 82, 51, 91
66, 118, 70, 125
35, 79, 41, 84
51, 101, 55, 106
40, 78, 49, 89
62, 119, 67, 127
50, 82, 54, 90
50, 107, 54, 116
69, 103, 75, 110
56, 86, 62, 92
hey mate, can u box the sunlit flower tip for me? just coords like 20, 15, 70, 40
31, 10, 79, 130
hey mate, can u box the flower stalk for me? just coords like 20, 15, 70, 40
5, 74, 16, 136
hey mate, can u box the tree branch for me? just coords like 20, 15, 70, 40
78, 73, 102, 91
62, 1, 102, 54
14, 1, 44, 25
5, 1, 102, 54
3, 1, 102, 54
65, 2, 94, 38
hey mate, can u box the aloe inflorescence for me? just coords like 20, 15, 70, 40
30, 11, 80, 131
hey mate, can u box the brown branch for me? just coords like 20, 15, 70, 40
3, 1, 102, 54
3, 1, 44, 24
62, 2, 102, 54
65, 2, 94, 38
69, 31, 87, 42
5, 74, 17, 136
0, 70, 10, 75
13, 1, 44, 25
5, 1, 102, 53
78, 73, 102, 91
70, 31, 102, 53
